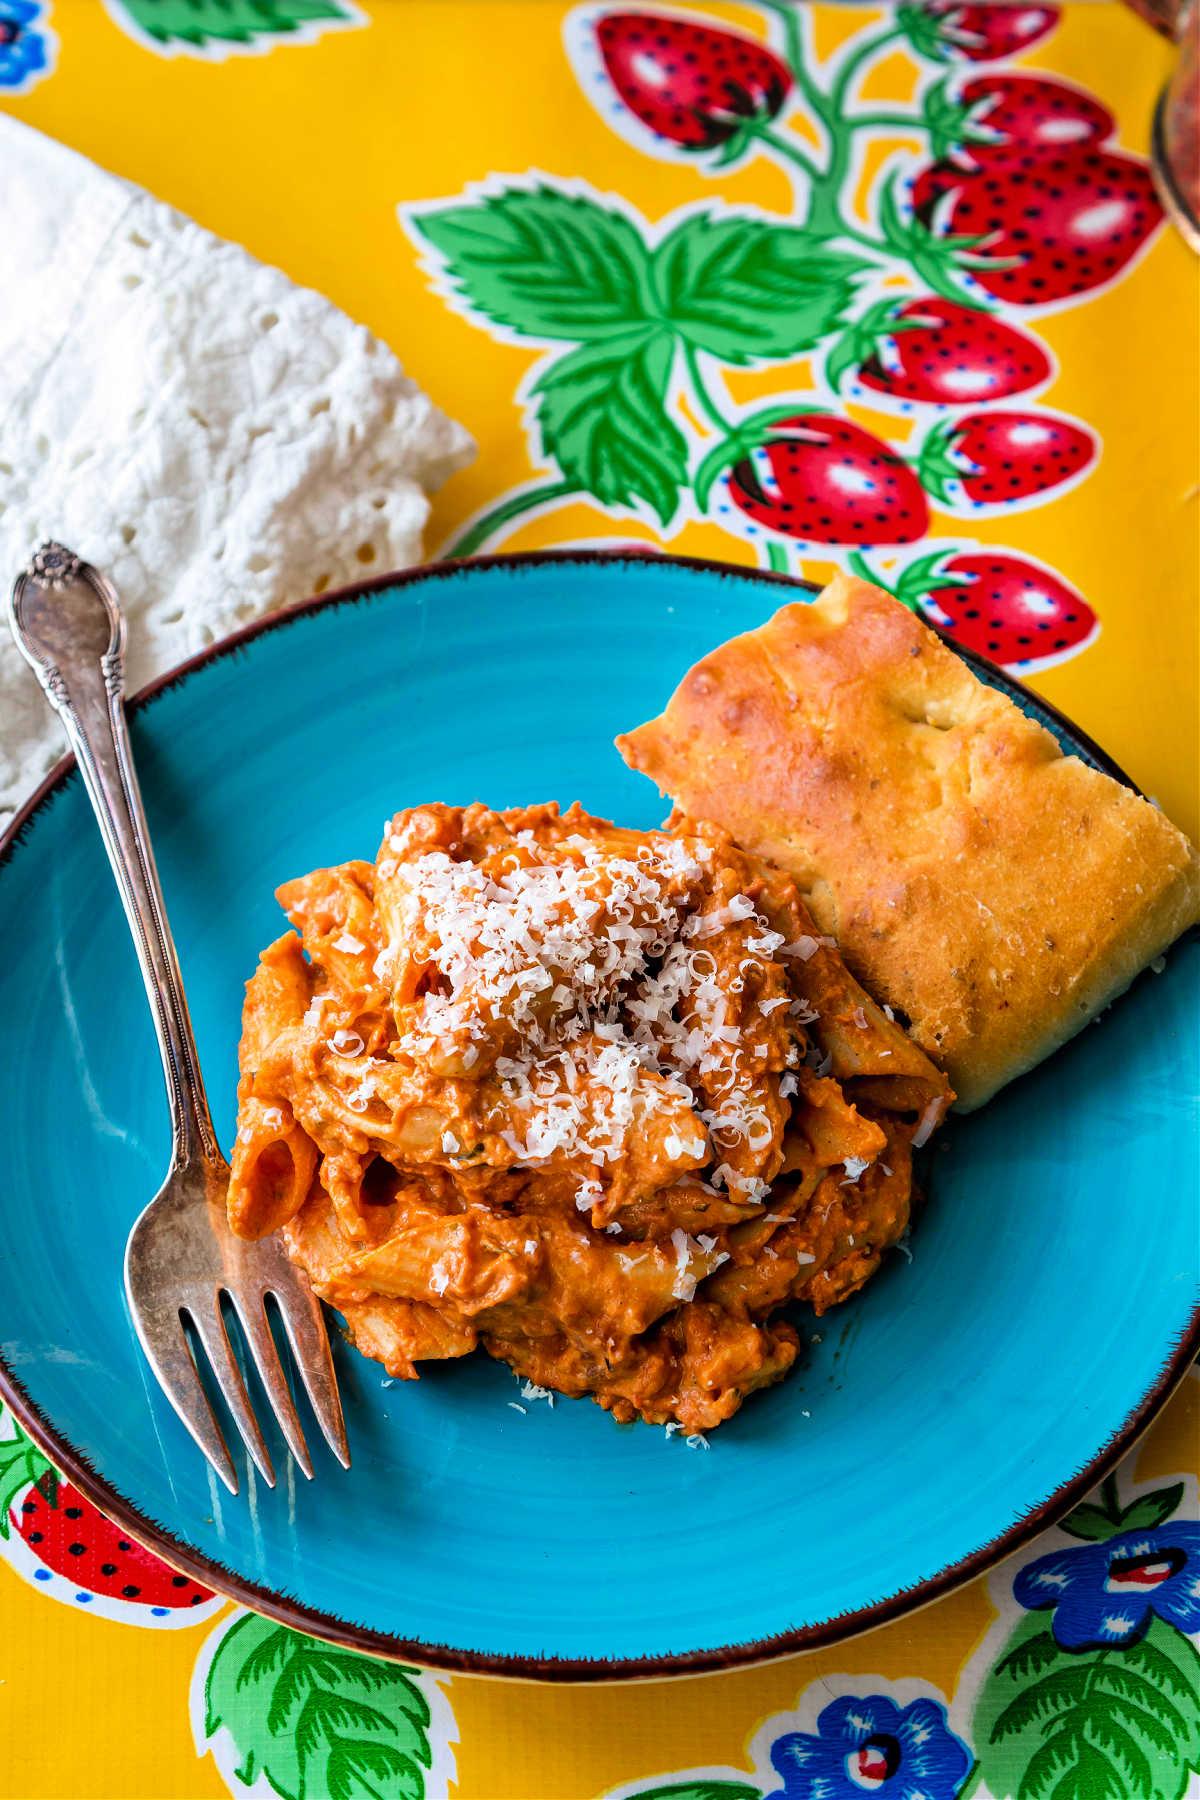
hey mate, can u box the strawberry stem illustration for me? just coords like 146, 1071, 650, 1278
847, 547, 961, 612
915, 417, 970, 506
748, 10, 991, 291
751, 122, 824, 187
850, 110, 929, 133
847, 549, 884, 587
758, 0, 824, 125
829, 24, 906, 114
447, 478, 581, 558
806, 23, 907, 235
691, 403, 829, 512
682, 344, 737, 436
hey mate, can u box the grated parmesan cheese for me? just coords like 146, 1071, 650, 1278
382, 831, 808, 1198
912, 1098, 945, 1148
344, 1072, 376, 1113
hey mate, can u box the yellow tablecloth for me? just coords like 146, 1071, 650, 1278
1, 5, 1196, 1798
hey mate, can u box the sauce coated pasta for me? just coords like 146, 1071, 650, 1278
228, 803, 952, 1431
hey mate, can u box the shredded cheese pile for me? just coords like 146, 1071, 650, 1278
387, 829, 805, 1206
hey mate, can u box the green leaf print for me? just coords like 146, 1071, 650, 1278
651, 214, 868, 365
992, 1624, 1063, 1684
0, 1413, 53, 1539
528, 327, 690, 525
989, 1665, 1100, 1742
1118, 1487, 1187, 1534
204, 1612, 432, 1800
112, 0, 355, 48
531, 329, 687, 525
894, 0, 961, 64
619, 1784, 761, 1800
1126, 1622, 1200, 1729
974, 1611, 1200, 1800
1061, 1480, 1187, 1541
921, 77, 980, 163
823, 297, 925, 394
413, 187, 659, 343
1058, 1502, 1125, 1542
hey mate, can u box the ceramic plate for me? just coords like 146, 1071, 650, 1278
1, 552, 1196, 1680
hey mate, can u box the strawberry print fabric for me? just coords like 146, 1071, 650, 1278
406, 2, 1165, 674
0, 5, 1196, 1799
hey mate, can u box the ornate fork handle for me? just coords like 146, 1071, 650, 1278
8, 543, 221, 1176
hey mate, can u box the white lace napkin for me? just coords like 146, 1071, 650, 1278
0, 114, 474, 819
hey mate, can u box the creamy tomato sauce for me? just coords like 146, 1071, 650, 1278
228, 803, 951, 1432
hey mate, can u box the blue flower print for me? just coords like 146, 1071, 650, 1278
0, 1, 46, 88
764, 1695, 971, 1800
1015, 1522, 1200, 1649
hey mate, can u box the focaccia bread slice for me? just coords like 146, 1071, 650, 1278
617, 574, 1200, 1111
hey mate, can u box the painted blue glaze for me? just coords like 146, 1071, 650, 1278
0, 554, 1195, 1668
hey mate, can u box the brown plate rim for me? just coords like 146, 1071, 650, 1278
0, 547, 1196, 1683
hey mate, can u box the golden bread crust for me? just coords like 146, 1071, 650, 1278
617, 575, 1200, 1110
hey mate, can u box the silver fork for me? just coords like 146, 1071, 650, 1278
8, 542, 350, 1496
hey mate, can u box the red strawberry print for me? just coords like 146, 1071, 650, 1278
920, 551, 1098, 667
13, 1472, 214, 1611
596, 11, 791, 150
728, 416, 929, 545
910, 155, 976, 221
958, 74, 1115, 159
848, 296, 1053, 406
919, 3, 1060, 62
919, 409, 1097, 508
0, 1415, 221, 1624
912, 145, 1164, 305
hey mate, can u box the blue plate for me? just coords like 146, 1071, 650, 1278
1, 552, 1196, 1679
